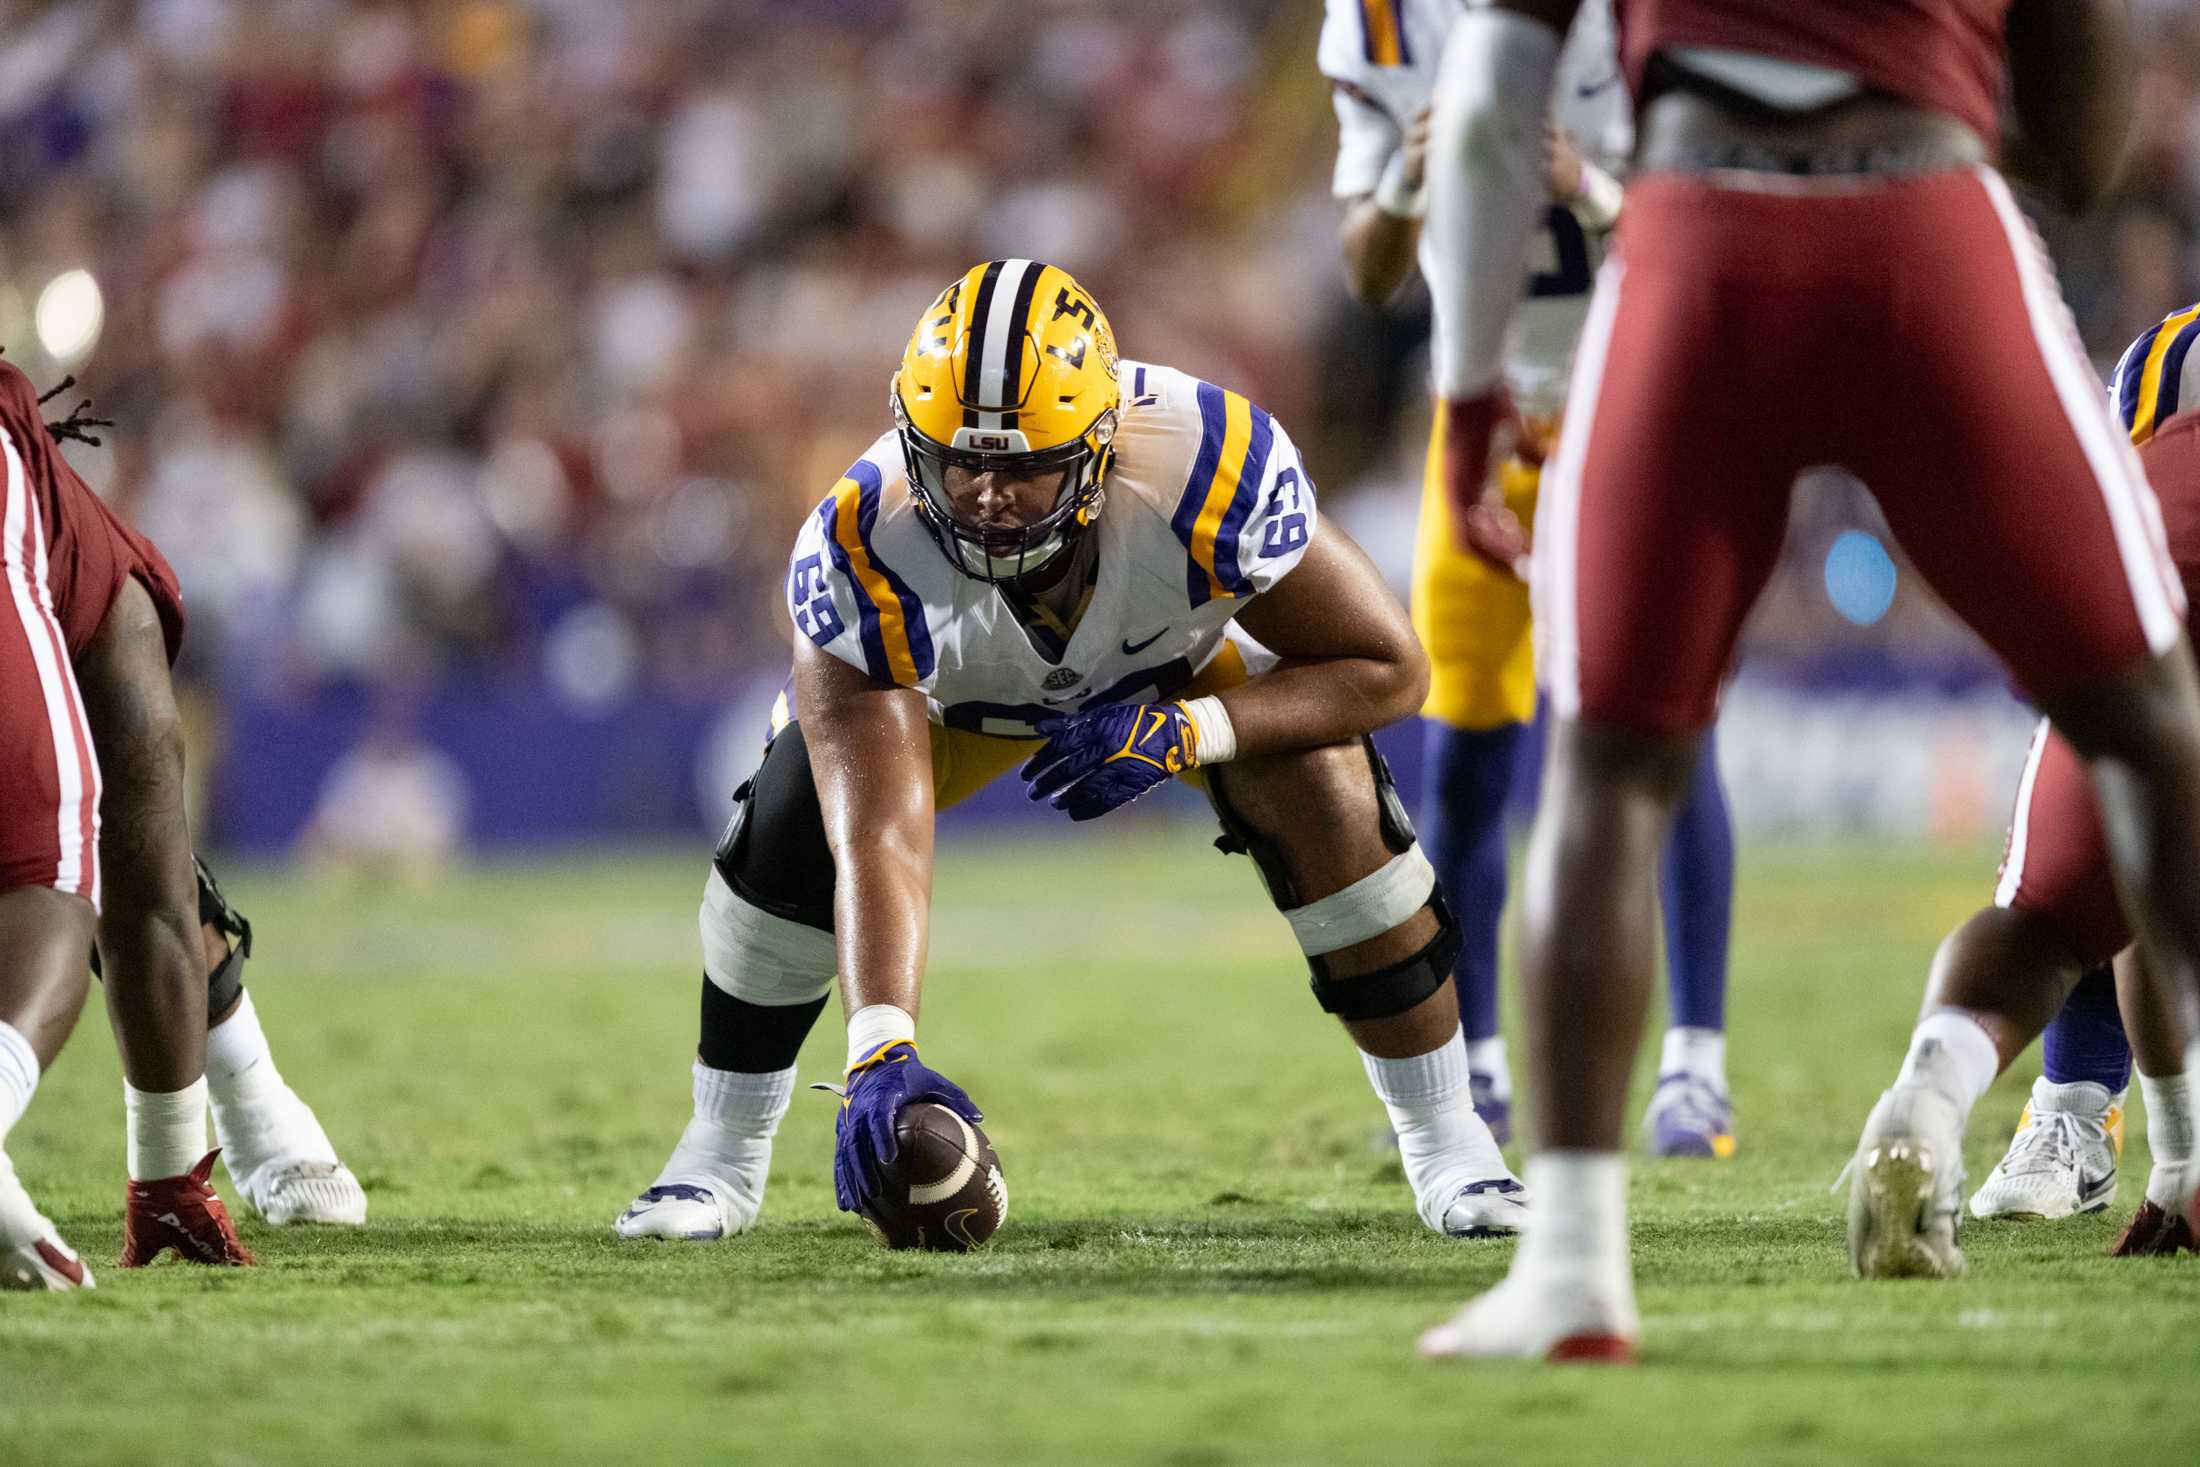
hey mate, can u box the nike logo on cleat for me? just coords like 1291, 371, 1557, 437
1120, 629, 1167, 655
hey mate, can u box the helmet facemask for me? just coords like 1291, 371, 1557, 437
896, 391, 1115, 590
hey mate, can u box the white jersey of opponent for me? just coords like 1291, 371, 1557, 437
1318, 0, 1631, 413
786, 361, 1314, 739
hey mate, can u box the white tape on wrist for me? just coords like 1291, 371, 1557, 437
1573, 160, 1623, 232
846, 1004, 916, 1072
1177, 696, 1237, 766
1373, 150, 1427, 220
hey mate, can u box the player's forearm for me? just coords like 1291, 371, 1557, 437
1339, 199, 1422, 308
1212, 648, 1430, 760
831, 831, 933, 1019
2003, 0, 2135, 212
1423, 6, 1566, 397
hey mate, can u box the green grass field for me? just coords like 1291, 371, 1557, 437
3, 828, 2196, 1466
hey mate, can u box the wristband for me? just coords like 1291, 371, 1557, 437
1372, 150, 1427, 221
845, 1003, 916, 1073
1176, 696, 1238, 766
1573, 160, 1623, 232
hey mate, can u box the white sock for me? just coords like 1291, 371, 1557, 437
0, 1021, 37, 1146
846, 1004, 916, 1071
1465, 1036, 1511, 1098
1895, 1010, 1999, 1121
0, 1022, 49, 1247
1660, 1026, 1726, 1090
125, 1076, 208, 1181
1515, 1150, 1631, 1286
657, 1061, 795, 1197
2139, 1070, 2193, 1209
1362, 1028, 1511, 1225
205, 989, 284, 1109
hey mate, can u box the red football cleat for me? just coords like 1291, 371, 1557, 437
2108, 1199, 2197, 1257
121, 1151, 255, 1268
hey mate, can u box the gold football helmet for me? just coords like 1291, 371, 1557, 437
891, 259, 1120, 585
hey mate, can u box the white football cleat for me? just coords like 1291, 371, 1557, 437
1435, 1178, 1529, 1238
215, 1086, 366, 1226
1, 1232, 93, 1292
1968, 1079, 2121, 1221
1419, 1262, 1638, 1363
243, 1159, 368, 1227
1846, 1083, 1967, 1279
0, 1156, 92, 1291
615, 1113, 773, 1241
615, 1177, 755, 1241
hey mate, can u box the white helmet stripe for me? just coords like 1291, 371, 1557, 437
973, 258, 1034, 430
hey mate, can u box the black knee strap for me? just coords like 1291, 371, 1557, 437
712, 723, 837, 933
195, 857, 252, 1019
1308, 917, 1462, 1021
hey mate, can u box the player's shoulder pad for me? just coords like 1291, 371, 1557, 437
2109, 301, 2200, 446
1318, 0, 1420, 88
1136, 368, 1316, 609
786, 434, 938, 688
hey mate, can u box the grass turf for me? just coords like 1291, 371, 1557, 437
3, 827, 2196, 1465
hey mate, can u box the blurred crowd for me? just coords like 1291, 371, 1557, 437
0, 0, 2197, 716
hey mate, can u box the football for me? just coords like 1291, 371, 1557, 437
859, 1103, 1008, 1252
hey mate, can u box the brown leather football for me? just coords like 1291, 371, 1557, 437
859, 1103, 1007, 1252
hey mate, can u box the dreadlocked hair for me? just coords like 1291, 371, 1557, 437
0, 347, 114, 447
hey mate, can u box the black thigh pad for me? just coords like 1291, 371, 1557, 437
712, 724, 837, 933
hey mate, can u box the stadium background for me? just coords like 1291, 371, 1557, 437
3, 0, 2198, 857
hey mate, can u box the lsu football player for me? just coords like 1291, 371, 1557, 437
1960, 304, 2200, 1253
614, 261, 1526, 1245
1320, 0, 1738, 1155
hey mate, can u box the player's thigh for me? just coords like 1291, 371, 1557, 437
1995, 721, 2128, 967
1534, 256, 1797, 737
0, 510, 100, 906
73, 577, 195, 925
1865, 173, 2180, 703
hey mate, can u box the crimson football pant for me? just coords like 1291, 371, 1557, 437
1533, 167, 2182, 733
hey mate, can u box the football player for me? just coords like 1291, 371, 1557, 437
2, 364, 362, 1291
616, 261, 1526, 1245
1415, 0, 2200, 1362
1960, 303, 2200, 1253
1321, 0, 1738, 1157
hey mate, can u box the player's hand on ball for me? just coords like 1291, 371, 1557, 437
1021, 701, 1198, 821
831, 1040, 983, 1215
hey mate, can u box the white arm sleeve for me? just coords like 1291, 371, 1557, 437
1422, 7, 1565, 398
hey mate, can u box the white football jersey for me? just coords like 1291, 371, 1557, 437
1318, 0, 1632, 412
786, 361, 1315, 738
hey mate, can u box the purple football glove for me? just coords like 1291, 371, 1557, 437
1021, 701, 1198, 821
832, 1040, 983, 1215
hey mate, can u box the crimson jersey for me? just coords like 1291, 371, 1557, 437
0, 362, 183, 661
1615, 0, 2011, 146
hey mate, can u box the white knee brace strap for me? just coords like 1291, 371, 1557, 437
699, 868, 837, 1006
1287, 845, 1439, 957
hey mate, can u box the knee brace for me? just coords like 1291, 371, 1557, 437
699, 868, 836, 1007
711, 723, 837, 933
1207, 738, 1460, 1020
702, 725, 838, 1006
196, 857, 251, 1018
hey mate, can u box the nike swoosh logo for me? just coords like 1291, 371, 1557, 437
1577, 74, 1618, 100
1121, 629, 1166, 655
